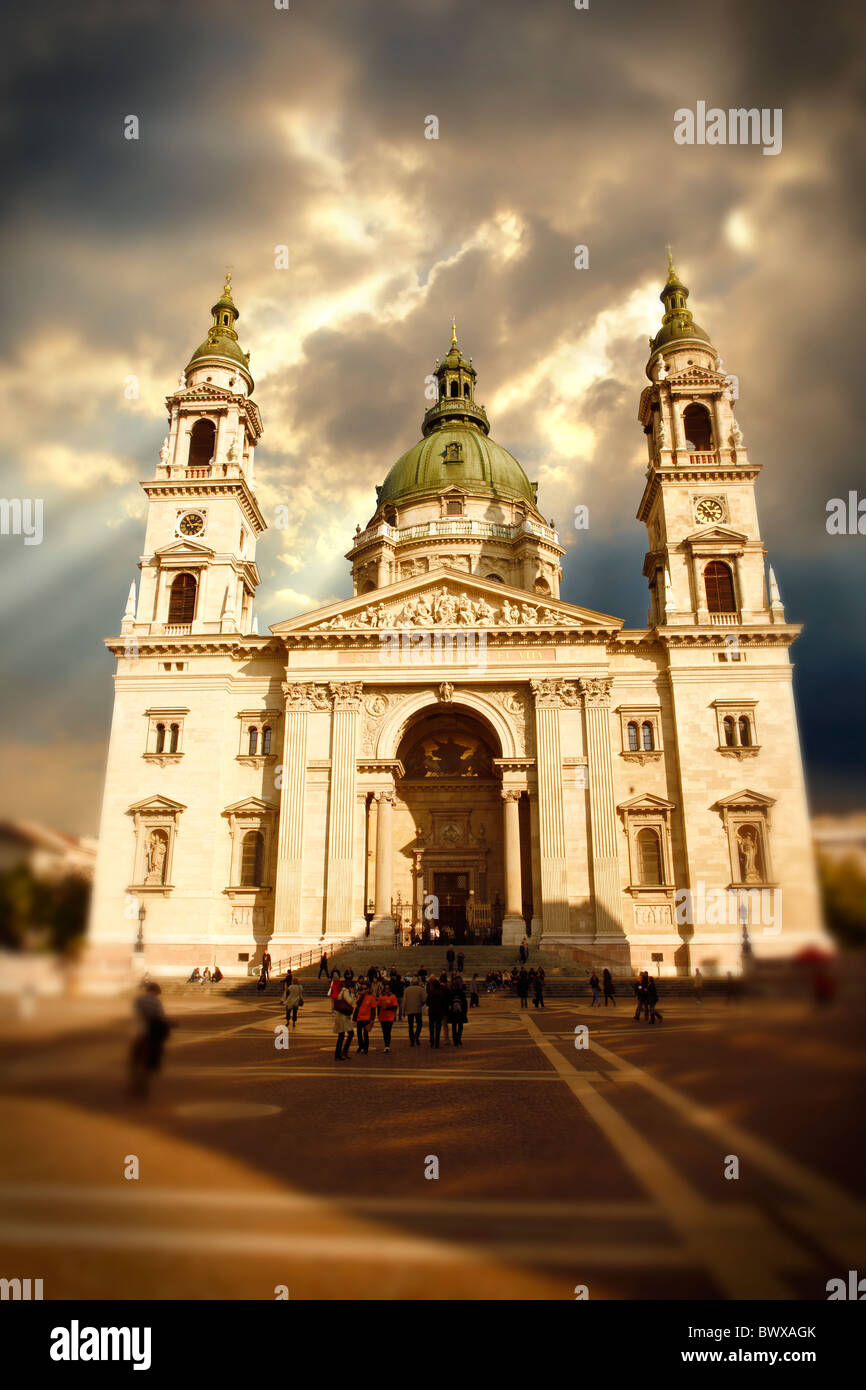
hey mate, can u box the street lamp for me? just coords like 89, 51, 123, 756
135, 902, 146, 954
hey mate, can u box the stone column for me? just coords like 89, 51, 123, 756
273, 683, 317, 939
579, 677, 625, 941
501, 791, 524, 943
371, 790, 396, 941
324, 682, 363, 939
530, 680, 570, 940
671, 395, 686, 456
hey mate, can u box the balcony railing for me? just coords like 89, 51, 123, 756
351, 516, 560, 549
708, 612, 739, 626
164, 623, 193, 636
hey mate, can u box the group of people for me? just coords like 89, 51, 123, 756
587, 969, 617, 1007
326, 964, 474, 1060
187, 965, 223, 984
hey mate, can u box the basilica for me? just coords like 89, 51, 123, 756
88, 262, 825, 977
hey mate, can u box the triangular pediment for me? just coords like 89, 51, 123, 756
617, 793, 676, 813
668, 364, 727, 389
127, 795, 187, 816
684, 525, 748, 547
154, 539, 215, 560
270, 566, 623, 636
222, 796, 278, 817
712, 789, 776, 812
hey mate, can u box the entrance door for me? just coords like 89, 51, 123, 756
432, 871, 468, 942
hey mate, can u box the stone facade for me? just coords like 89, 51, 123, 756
87, 269, 828, 979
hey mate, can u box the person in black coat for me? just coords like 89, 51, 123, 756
602, 968, 616, 1006
516, 968, 530, 1008
449, 981, 468, 1045
646, 975, 661, 1024
427, 979, 446, 1048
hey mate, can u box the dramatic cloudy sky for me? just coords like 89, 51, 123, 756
1, 0, 864, 834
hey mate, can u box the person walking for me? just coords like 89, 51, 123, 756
456, 950, 465, 974
282, 973, 304, 1027
602, 968, 616, 1006
260, 950, 272, 985
646, 974, 662, 1024
332, 981, 355, 1061
439, 975, 453, 1043
317, 950, 329, 979
450, 979, 468, 1046
633, 972, 648, 1021
427, 979, 446, 1048
469, 973, 480, 1009
589, 972, 602, 1007
403, 976, 425, 1047
390, 968, 405, 1021
693, 967, 703, 1003
377, 982, 398, 1053
129, 982, 173, 1099
354, 983, 377, 1053
532, 971, 545, 1009
446, 946, 456, 973
516, 967, 530, 1009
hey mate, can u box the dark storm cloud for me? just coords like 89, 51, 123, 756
1, 0, 864, 829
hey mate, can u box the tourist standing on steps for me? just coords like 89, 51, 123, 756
377, 983, 398, 1052
446, 946, 455, 973
261, 950, 272, 985
693, 967, 703, 1003
403, 976, 425, 1046
427, 978, 446, 1048
516, 968, 530, 1008
282, 974, 304, 1027
456, 950, 465, 973
333, 981, 355, 1061
589, 972, 601, 1007
317, 950, 329, 979
532, 971, 545, 1009
450, 978, 468, 1046
469, 974, 480, 1008
602, 968, 616, 1007
354, 983, 376, 1053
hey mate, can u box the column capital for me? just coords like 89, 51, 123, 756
501, 789, 522, 803
282, 681, 330, 711
374, 790, 397, 806
578, 676, 613, 709
529, 677, 580, 709
328, 680, 364, 711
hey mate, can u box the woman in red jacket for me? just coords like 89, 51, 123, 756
376, 987, 398, 1053
354, 984, 377, 1054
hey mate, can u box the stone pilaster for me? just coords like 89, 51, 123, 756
529, 679, 570, 938
501, 790, 524, 944
325, 682, 363, 938
272, 682, 319, 939
579, 677, 625, 940
371, 790, 396, 942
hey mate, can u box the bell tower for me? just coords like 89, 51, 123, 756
125, 273, 267, 638
636, 255, 786, 629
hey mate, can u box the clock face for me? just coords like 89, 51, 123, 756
695, 497, 724, 525
178, 512, 205, 537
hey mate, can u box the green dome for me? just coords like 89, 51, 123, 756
378, 424, 537, 507
188, 333, 250, 368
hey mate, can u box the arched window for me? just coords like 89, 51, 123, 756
262, 726, 272, 755
188, 418, 216, 468
169, 723, 179, 753
485, 574, 504, 583
534, 577, 550, 595
738, 715, 752, 747
248, 726, 258, 756
463, 382, 470, 398
450, 380, 459, 397
683, 403, 713, 451
240, 830, 265, 887
168, 573, 197, 624
627, 721, 639, 752
704, 561, 736, 614
155, 723, 166, 754
439, 381, 446, 400
641, 721, 655, 751
361, 580, 376, 593
637, 828, 663, 885
723, 715, 736, 746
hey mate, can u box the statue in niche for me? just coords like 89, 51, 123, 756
737, 826, 762, 883
145, 830, 167, 885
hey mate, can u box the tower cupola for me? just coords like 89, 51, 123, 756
422, 320, 489, 436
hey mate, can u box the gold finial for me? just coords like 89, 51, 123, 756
665, 244, 676, 279
450, 316, 458, 349
223, 265, 233, 296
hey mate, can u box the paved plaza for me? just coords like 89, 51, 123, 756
0, 986, 864, 1300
